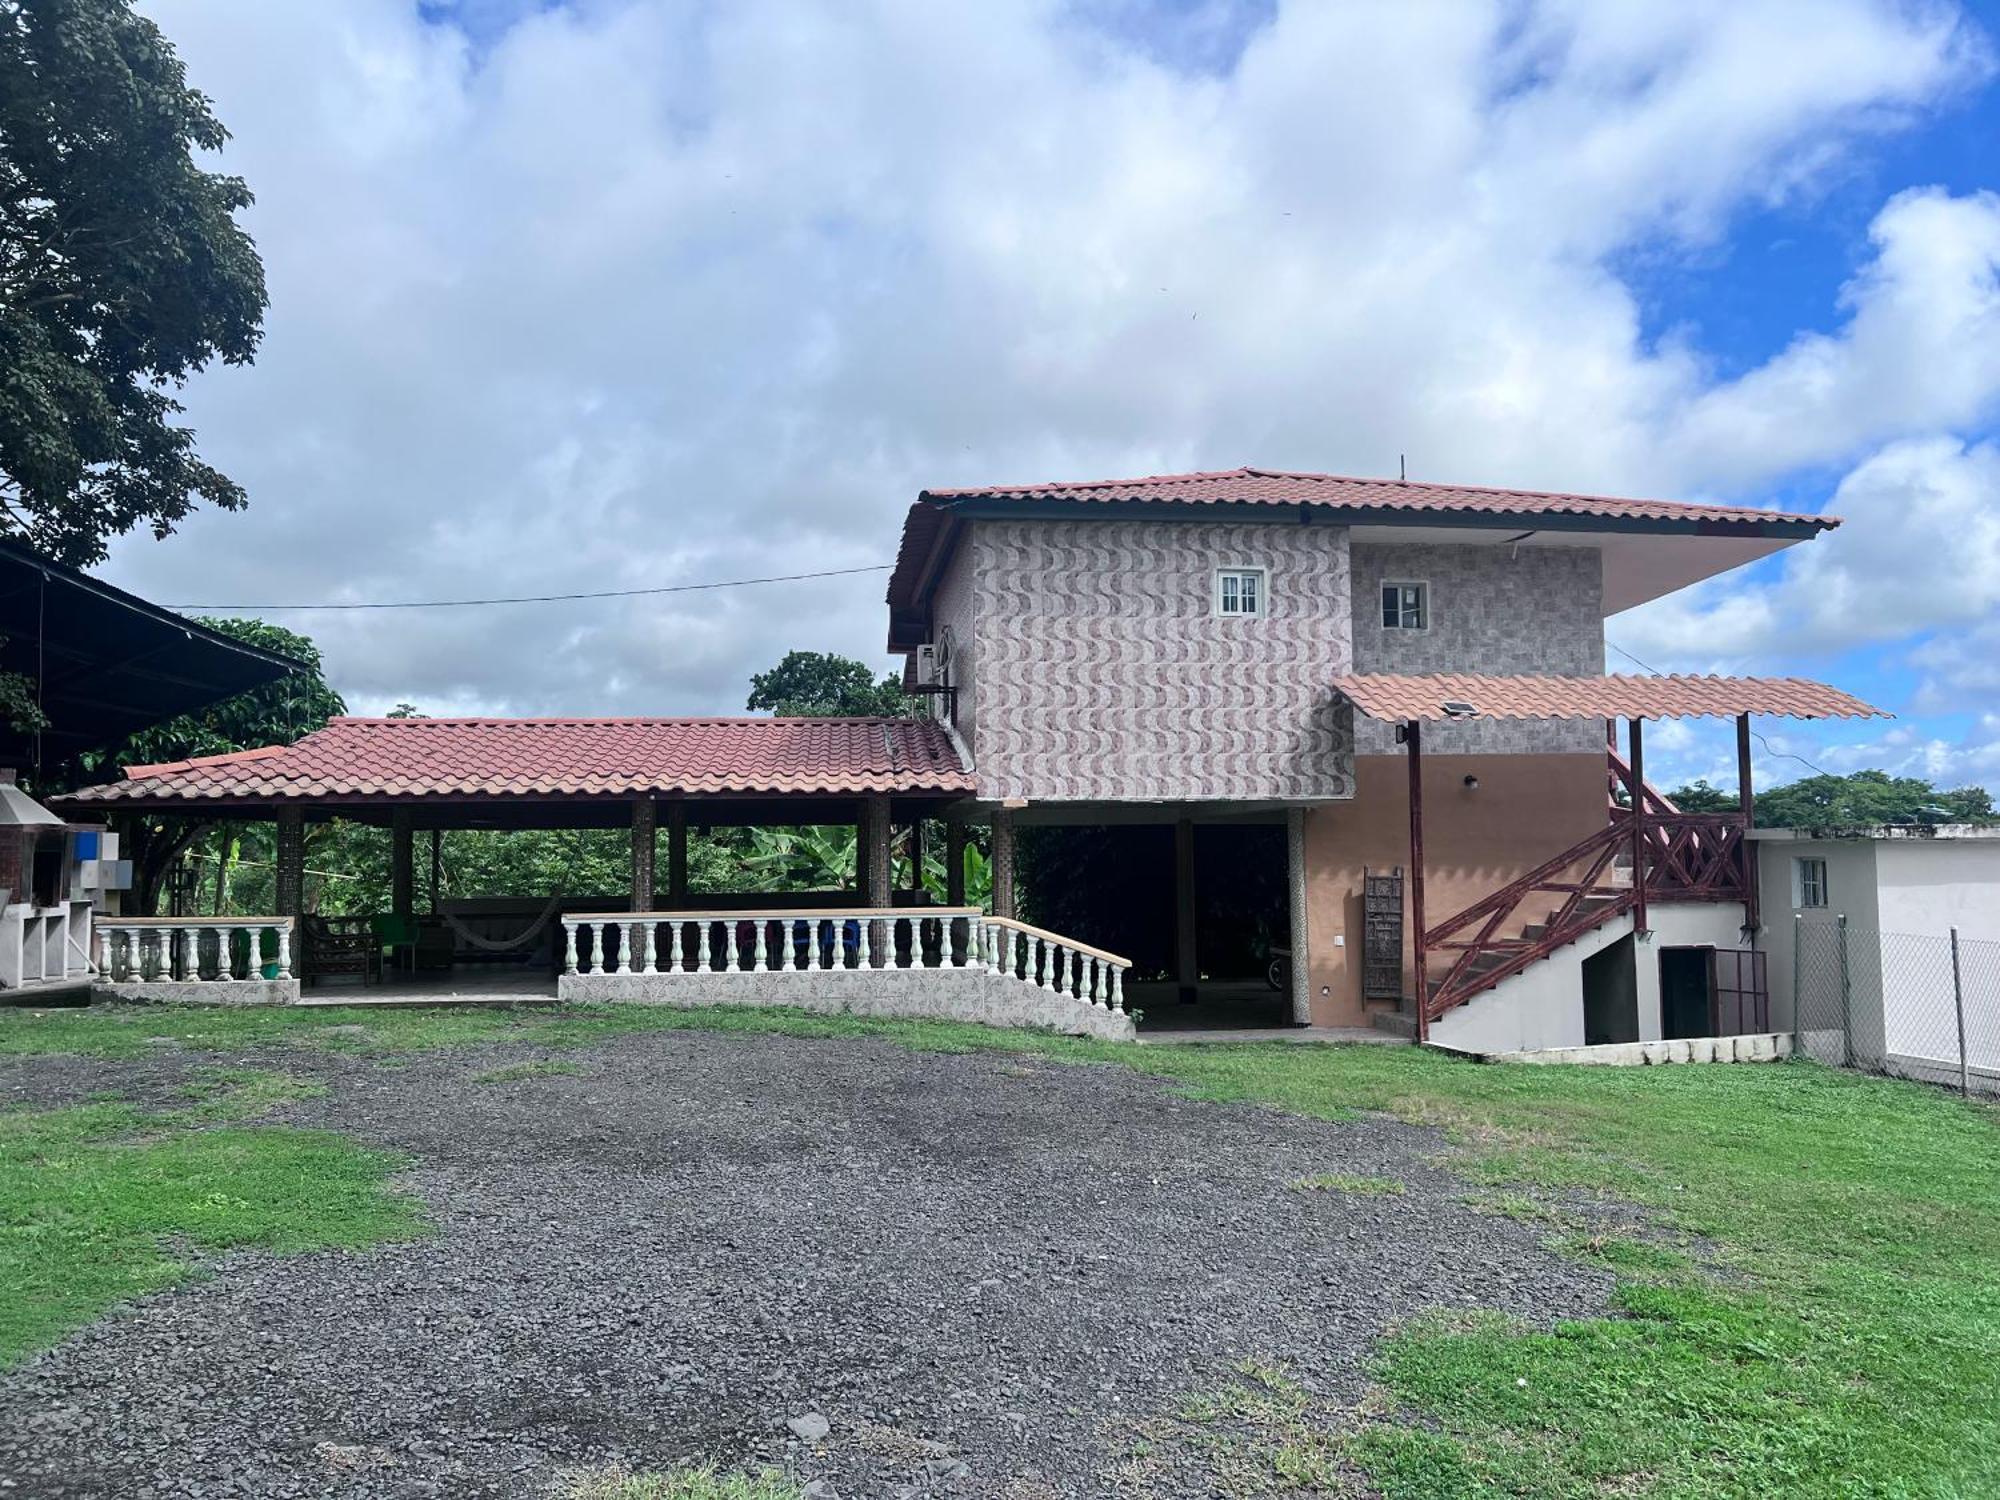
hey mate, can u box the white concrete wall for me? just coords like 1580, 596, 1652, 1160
1873, 841, 2000, 939
1872, 842, 2000, 1072
1758, 838, 1880, 1033
1427, 903, 1752, 1054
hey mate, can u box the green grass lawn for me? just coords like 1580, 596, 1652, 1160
2, 1001, 1995, 1497
0, 1074, 424, 1366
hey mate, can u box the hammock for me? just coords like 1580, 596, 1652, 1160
434, 833, 587, 953
438, 884, 569, 952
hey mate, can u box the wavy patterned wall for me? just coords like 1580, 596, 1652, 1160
964, 519, 1355, 802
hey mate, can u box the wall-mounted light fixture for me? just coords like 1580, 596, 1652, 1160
1462, 774, 1480, 790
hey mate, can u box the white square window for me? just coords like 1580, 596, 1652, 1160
1215, 567, 1267, 617
1382, 580, 1427, 630
1794, 856, 1829, 909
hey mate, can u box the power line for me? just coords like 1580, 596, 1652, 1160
172, 562, 894, 613
1606, 638, 1835, 778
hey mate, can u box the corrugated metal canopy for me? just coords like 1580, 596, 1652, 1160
0, 539, 306, 763
1331, 673, 1889, 723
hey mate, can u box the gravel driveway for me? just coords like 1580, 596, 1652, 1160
0, 1028, 1613, 1497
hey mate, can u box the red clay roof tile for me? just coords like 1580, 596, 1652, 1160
921, 466, 1831, 526
888, 467, 1835, 620
1330, 673, 1888, 723
62, 716, 973, 805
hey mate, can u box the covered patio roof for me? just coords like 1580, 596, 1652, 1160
0, 537, 308, 765
53, 714, 973, 823
1330, 673, 1888, 723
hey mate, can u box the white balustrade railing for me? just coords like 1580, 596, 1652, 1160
96, 917, 295, 985
979, 915, 1129, 1014
560, 907, 1133, 1016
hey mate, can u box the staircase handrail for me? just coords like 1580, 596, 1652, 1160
1424, 816, 1633, 948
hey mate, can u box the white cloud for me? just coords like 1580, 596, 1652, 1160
101, 0, 1996, 715
1672, 189, 2000, 483
1619, 434, 2000, 666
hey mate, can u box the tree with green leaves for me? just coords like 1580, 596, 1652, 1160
1754, 770, 1994, 829
1663, 769, 1995, 828
0, 0, 266, 565
746, 650, 914, 717
1657, 779, 1739, 813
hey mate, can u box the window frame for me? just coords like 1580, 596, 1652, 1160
1793, 855, 1829, 910
1212, 565, 1269, 619
1380, 579, 1429, 632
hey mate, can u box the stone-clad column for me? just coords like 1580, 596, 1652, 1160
631, 796, 657, 912
1287, 807, 1311, 1025
864, 798, 892, 907
275, 806, 305, 919
390, 808, 414, 918
864, 797, 892, 966
990, 809, 1016, 920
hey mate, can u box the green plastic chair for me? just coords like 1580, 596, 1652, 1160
370, 913, 419, 973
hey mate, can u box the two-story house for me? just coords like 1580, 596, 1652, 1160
885, 468, 1882, 1049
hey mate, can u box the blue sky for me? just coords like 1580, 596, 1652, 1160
110, 1, 2000, 795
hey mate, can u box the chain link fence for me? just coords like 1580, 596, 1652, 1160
1795, 918, 2000, 1098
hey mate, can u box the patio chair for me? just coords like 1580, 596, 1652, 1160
303, 914, 382, 987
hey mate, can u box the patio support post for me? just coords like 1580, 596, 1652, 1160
1629, 717, 1649, 938
1175, 817, 1198, 1004
429, 829, 442, 915
1404, 720, 1428, 1043
390, 808, 414, 919
275, 806, 305, 921
907, 818, 926, 902
945, 820, 967, 906
631, 796, 656, 913
1287, 806, 1311, 1026
864, 796, 892, 966
1737, 712, 1759, 935
990, 809, 1016, 920
667, 802, 687, 905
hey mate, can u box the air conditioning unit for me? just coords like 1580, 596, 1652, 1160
914, 642, 939, 686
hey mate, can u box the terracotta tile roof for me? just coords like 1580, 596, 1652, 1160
888, 467, 1835, 623
62, 716, 974, 805
1330, 673, 1889, 723
920, 467, 1832, 527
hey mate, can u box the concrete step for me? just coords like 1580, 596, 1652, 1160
1371, 1009, 1419, 1040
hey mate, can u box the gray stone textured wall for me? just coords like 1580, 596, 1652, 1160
561, 967, 1136, 1040
98, 979, 300, 1007
956, 519, 1356, 802
1350, 543, 1606, 754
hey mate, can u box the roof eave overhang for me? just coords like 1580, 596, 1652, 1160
885, 495, 1832, 630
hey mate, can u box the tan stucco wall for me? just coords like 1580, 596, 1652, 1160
1302, 752, 1610, 1026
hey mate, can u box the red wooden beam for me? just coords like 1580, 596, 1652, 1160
1405, 719, 1428, 1043
1629, 717, 1648, 938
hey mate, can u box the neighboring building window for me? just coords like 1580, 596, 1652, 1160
1215, 567, 1266, 617
1794, 856, 1829, 909
1381, 581, 1427, 630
